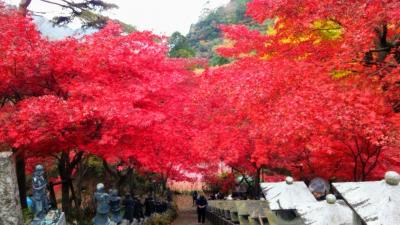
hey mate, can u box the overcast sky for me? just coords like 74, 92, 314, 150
6, 0, 230, 35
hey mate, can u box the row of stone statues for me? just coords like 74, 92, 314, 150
28, 164, 159, 225
93, 184, 171, 225
93, 183, 146, 225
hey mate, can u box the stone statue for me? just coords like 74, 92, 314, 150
93, 183, 111, 225
109, 189, 122, 224
31, 165, 50, 223
123, 194, 135, 223
30, 164, 66, 225
131, 219, 139, 225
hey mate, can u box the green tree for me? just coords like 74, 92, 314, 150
168, 32, 195, 58
209, 53, 230, 66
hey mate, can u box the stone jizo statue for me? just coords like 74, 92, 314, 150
131, 218, 139, 225
30, 164, 66, 225
31, 164, 50, 223
93, 183, 112, 225
109, 189, 122, 224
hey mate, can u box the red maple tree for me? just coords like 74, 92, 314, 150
193, 0, 400, 186
0, 4, 194, 213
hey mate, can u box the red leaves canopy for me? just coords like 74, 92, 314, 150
1, 1, 400, 184
0, 5, 196, 181
193, 0, 400, 182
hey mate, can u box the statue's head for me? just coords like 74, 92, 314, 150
110, 189, 118, 196
96, 183, 105, 192
34, 164, 45, 175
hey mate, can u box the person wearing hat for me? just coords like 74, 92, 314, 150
308, 177, 330, 201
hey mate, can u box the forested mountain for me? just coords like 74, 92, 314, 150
185, 0, 264, 65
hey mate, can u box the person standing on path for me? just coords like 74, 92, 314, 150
192, 190, 198, 206
196, 194, 208, 224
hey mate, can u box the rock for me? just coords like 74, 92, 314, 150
0, 151, 23, 225
326, 194, 336, 204
385, 171, 400, 185
54, 212, 66, 225
120, 219, 130, 225
285, 176, 294, 185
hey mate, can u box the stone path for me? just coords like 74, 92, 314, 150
173, 207, 200, 225
173, 195, 211, 225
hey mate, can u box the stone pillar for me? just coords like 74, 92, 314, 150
0, 151, 23, 225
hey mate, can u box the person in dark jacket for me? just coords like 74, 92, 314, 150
196, 194, 208, 224
192, 190, 198, 206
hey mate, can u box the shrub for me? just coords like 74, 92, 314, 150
144, 204, 178, 225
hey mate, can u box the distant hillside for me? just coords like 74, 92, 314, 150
186, 0, 264, 64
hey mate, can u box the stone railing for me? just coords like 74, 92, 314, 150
207, 171, 400, 225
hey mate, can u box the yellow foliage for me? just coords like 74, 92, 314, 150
193, 68, 205, 75
312, 19, 342, 40
260, 53, 273, 60
266, 24, 277, 35
331, 70, 352, 79
280, 34, 311, 44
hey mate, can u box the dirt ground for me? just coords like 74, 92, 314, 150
173, 195, 211, 225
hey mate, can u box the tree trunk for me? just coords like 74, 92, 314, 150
18, 0, 32, 16
254, 167, 261, 200
161, 178, 168, 197
69, 179, 78, 209
57, 150, 84, 218
74, 156, 89, 219
58, 152, 71, 215
128, 170, 135, 196
16, 151, 27, 209
48, 182, 58, 209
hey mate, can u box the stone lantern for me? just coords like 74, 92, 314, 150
332, 171, 400, 225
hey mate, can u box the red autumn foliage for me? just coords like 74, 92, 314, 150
195, 0, 400, 183
0, 4, 197, 187
2, 1, 400, 203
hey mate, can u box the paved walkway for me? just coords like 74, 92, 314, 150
173, 207, 212, 225
173, 195, 210, 225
